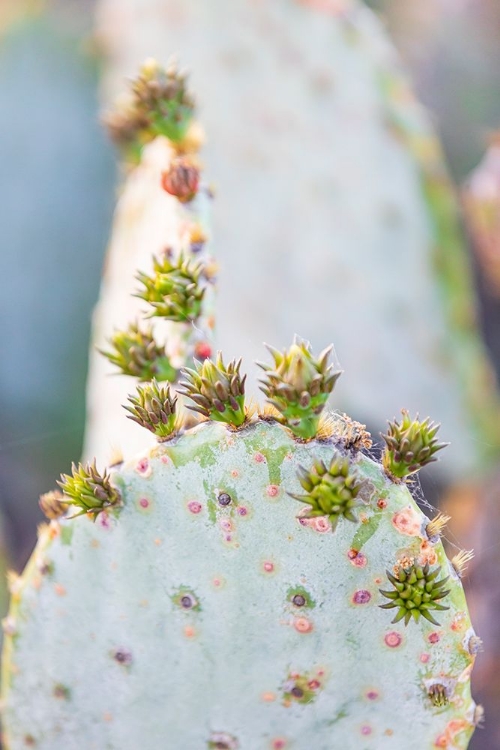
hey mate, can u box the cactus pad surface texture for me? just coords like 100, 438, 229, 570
2, 348, 480, 749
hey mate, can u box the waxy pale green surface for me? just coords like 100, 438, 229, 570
2, 420, 477, 749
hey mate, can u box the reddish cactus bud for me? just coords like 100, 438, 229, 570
161, 157, 200, 202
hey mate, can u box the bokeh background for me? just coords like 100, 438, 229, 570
2, 0, 500, 747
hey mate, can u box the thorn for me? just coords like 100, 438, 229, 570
451, 549, 474, 578
426, 513, 451, 539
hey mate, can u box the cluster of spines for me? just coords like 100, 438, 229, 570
289, 457, 362, 531
103, 59, 195, 161
381, 409, 448, 480
379, 559, 451, 626
258, 339, 341, 439
179, 353, 247, 427
136, 251, 206, 323
57, 462, 121, 519
124, 379, 179, 441
100, 322, 176, 381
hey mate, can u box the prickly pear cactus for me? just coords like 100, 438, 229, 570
2, 340, 481, 749
91, 0, 500, 479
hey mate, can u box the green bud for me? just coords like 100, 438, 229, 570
124, 379, 179, 441
57, 462, 121, 520
257, 337, 341, 439
179, 352, 246, 427
289, 456, 362, 531
382, 410, 448, 480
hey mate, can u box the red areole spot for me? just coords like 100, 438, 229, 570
139, 498, 149, 509
384, 631, 403, 648
352, 590, 371, 604
187, 501, 202, 514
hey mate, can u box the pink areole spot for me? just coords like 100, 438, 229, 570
366, 690, 379, 701
139, 498, 150, 509
161, 455, 169, 464
428, 632, 440, 644
254, 452, 266, 463
187, 501, 202, 514
308, 680, 321, 690
361, 726, 372, 736
353, 590, 371, 605
136, 458, 149, 474
294, 618, 313, 634
272, 740, 287, 750
313, 517, 332, 533
384, 631, 403, 648
263, 561, 275, 573
377, 498, 388, 509
225, 535, 232, 542
220, 519, 233, 532
420, 653, 430, 664
237, 506, 248, 516
348, 549, 367, 568
267, 485, 279, 497
231, 469, 239, 478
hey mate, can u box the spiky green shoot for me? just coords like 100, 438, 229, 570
257, 338, 341, 439
382, 410, 448, 480
289, 456, 362, 531
124, 379, 179, 441
379, 560, 450, 626
38, 490, 68, 520
179, 352, 246, 427
136, 252, 205, 323
100, 322, 176, 382
103, 58, 195, 159
57, 462, 121, 519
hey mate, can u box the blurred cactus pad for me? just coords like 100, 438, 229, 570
90, 0, 500, 480
2, 341, 482, 748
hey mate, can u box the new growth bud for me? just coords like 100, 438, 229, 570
289, 457, 362, 531
257, 338, 341, 439
379, 560, 450, 626
58, 462, 121, 519
100, 322, 176, 382
124, 379, 179, 441
103, 58, 196, 159
136, 253, 205, 323
161, 156, 200, 202
179, 352, 247, 427
381, 410, 448, 480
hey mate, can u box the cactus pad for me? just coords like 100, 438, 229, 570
2, 417, 479, 748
